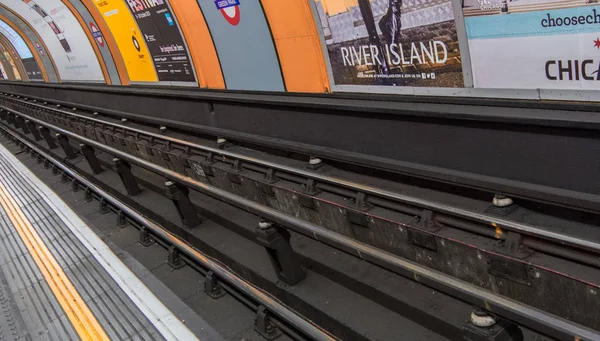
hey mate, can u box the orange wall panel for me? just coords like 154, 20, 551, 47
170, 0, 224, 89
81, 0, 129, 85
261, 0, 330, 93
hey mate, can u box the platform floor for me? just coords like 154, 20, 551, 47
0, 142, 220, 341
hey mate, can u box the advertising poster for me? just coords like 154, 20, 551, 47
464, 0, 600, 90
125, 0, 195, 82
195, 0, 284, 91
92, 0, 157, 82
314, 0, 463, 88
0, 19, 42, 80
4, 0, 104, 81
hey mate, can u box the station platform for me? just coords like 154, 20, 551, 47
0, 142, 222, 341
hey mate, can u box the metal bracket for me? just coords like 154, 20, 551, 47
26, 120, 42, 141
354, 192, 371, 211
496, 231, 531, 259
6, 113, 14, 126
487, 253, 533, 286
18, 117, 29, 134
254, 305, 282, 340
114, 158, 142, 196
462, 310, 524, 341
11, 114, 19, 129
84, 188, 93, 202
407, 228, 437, 251
231, 159, 243, 172
167, 245, 185, 269
39, 127, 57, 149
205, 152, 216, 165
165, 181, 202, 228
99, 198, 109, 214
71, 180, 80, 193
139, 226, 154, 246
80, 144, 103, 175
298, 194, 317, 210
227, 172, 242, 185
260, 182, 275, 197
56, 133, 77, 159
299, 179, 320, 210
204, 271, 226, 299
256, 221, 305, 285
264, 168, 278, 183
117, 210, 127, 228
486, 194, 518, 216
347, 210, 369, 228
201, 163, 214, 177
301, 178, 319, 195
417, 209, 437, 230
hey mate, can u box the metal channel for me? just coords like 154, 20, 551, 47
3, 97, 600, 257
0, 126, 337, 341
5, 92, 600, 214
1, 107, 599, 341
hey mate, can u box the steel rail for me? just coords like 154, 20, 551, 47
1, 106, 598, 341
4, 97, 600, 257
0, 125, 337, 341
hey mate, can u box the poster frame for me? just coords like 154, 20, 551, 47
310, 0, 600, 102
311, 0, 471, 93
126, 0, 198, 87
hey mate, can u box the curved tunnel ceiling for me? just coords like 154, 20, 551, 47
0, 0, 331, 92
0, 20, 31, 59
0, 40, 22, 80
0, 6, 58, 82
0, 34, 26, 79
1, 0, 104, 82
0, 19, 44, 80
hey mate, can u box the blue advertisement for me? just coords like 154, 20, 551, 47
463, 0, 600, 90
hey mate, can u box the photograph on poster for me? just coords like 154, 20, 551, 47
463, 0, 600, 89
315, 0, 464, 88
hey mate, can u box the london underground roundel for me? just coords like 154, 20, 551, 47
89, 22, 104, 48
214, 0, 240, 26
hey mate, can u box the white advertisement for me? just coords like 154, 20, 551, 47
464, 0, 600, 90
0, 0, 104, 81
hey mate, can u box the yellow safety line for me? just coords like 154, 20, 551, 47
0, 183, 110, 341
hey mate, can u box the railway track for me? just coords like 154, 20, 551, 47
0, 121, 336, 341
0, 93, 598, 340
